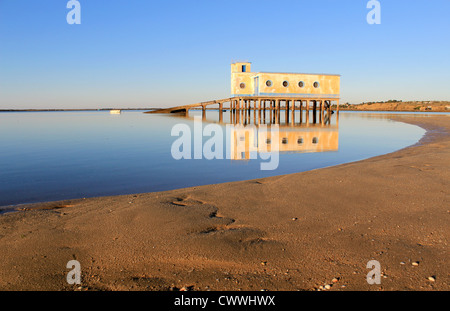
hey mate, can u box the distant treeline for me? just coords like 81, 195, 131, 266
359, 100, 403, 105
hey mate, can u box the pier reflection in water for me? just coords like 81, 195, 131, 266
179, 107, 339, 161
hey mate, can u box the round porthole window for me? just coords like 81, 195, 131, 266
312, 137, 318, 144
297, 138, 303, 144
313, 81, 320, 88
282, 81, 289, 87
298, 81, 304, 88
240, 83, 246, 89
266, 80, 272, 87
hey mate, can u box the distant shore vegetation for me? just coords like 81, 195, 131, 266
336, 100, 450, 112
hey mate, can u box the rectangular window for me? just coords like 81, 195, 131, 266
242, 65, 246, 72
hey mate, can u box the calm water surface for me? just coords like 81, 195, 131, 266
0, 110, 427, 207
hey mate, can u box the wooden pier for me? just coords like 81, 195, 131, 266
146, 96, 338, 126
145, 96, 339, 118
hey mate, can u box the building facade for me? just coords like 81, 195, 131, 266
231, 62, 340, 99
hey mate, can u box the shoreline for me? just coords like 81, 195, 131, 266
338, 109, 449, 113
0, 112, 428, 213
0, 114, 448, 291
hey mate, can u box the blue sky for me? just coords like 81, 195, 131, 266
0, 0, 449, 109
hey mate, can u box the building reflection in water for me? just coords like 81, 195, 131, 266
229, 124, 338, 160
176, 108, 339, 161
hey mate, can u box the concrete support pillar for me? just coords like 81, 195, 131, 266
236, 100, 239, 122
336, 107, 339, 126
219, 102, 223, 122
236, 99, 239, 123
320, 102, 324, 125
230, 100, 233, 123
298, 100, 302, 124
313, 101, 317, 124
258, 100, 262, 124
290, 100, 295, 125
285, 99, 289, 123
270, 101, 273, 122
237, 100, 241, 123
262, 100, 266, 123
276, 99, 281, 124
306, 100, 310, 125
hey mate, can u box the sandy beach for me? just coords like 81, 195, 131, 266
0, 114, 448, 291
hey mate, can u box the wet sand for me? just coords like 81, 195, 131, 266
0, 115, 448, 291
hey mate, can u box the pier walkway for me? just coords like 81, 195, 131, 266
145, 96, 339, 115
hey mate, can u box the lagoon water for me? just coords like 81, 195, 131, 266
0, 110, 426, 207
